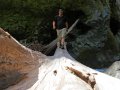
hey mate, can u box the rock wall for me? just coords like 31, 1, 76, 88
0, 28, 45, 89
67, 0, 120, 68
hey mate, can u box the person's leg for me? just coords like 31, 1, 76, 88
61, 37, 64, 47
56, 30, 61, 48
61, 28, 67, 49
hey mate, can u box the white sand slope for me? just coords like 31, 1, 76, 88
6, 48, 120, 90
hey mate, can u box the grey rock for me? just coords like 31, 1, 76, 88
105, 61, 120, 79
67, 0, 120, 68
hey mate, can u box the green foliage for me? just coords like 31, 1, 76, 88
0, 0, 111, 44
0, 0, 84, 44
0, 11, 35, 40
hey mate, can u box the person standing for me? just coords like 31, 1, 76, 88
52, 9, 68, 49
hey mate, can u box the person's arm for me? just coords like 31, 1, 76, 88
52, 21, 56, 30
65, 21, 68, 29
64, 16, 68, 30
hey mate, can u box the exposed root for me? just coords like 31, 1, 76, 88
66, 66, 96, 89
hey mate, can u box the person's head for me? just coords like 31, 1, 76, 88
58, 9, 64, 16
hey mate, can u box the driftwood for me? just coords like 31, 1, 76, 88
0, 28, 120, 90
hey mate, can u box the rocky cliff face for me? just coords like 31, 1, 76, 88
111, 0, 120, 51
67, 0, 120, 68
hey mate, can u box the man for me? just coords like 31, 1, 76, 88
52, 9, 68, 49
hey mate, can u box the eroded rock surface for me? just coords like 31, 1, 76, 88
105, 61, 120, 79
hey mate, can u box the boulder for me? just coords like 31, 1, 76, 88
0, 28, 46, 89
105, 61, 120, 79
1, 28, 120, 90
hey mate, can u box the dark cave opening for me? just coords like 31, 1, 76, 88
110, 18, 120, 35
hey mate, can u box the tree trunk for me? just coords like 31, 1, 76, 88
0, 28, 120, 90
